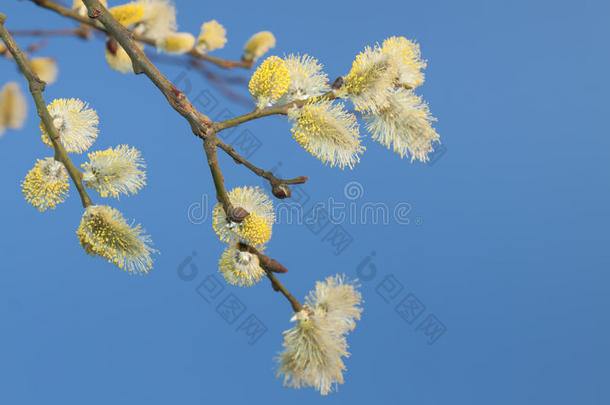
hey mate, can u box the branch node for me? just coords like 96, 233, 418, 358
227, 206, 249, 223
87, 8, 101, 19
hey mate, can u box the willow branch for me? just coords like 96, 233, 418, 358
202, 134, 234, 217
73, 1, 303, 312
76, 0, 212, 140
30, 0, 251, 69
209, 136, 304, 312
216, 138, 308, 191
237, 243, 303, 312
212, 92, 337, 133
9, 27, 90, 39
0, 14, 93, 208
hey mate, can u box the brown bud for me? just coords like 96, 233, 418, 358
227, 206, 249, 223
264, 257, 289, 273
106, 37, 118, 55
332, 76, 344, 90
272, 184, 291, 199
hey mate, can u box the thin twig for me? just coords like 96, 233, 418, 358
212, 91, 337, 133
0, 13, 93, 208
79, 0, 213, 139
9, 27, 89, 38
238, 243, 303, 313
216, 138, 308, 190
202, 134, 234, 216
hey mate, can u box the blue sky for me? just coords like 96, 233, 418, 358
1, 0, 609, 404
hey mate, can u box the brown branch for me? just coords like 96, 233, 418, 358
202, 134, 235, 218
29, 0, 251, 70
145, 52, 252, 107
0, 13, 93, 208
24, 39, 49, 53
237, 243, 303, 313
9, 27, 90, 39
212, 91, 337, 133
76, 0, 212, 139
216, 138, 308, 198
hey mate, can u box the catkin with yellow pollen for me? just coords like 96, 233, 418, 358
342, 45, 396, 112
218, 244, 266, 287
29, 57, 59, 84
288, 101, 364, 169
157, 32, 196, 54
196, 20, 227, 52
21, 158, 70, 211
108, 2, 145, 27
248, 56, 291, 108
77, 205, 156, 274
41, 98, 99, 153
212, 186, 275, 247
243, 31, 276, 62
380, 36, 426, 89
0, 82, 27, 134
365, 88, 439, 162
82, 145, 146, 198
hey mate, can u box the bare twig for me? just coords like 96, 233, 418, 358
9, 27, 90, 39
0, 13, 93, 208
237, 243, 303, 312
202, 134, 234, 218
212, 91, 337, 133
216, 138, 308, 194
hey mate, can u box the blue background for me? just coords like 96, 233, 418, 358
1, 0, 609, 404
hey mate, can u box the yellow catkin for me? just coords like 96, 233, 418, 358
248, 56, 291, 108
0, 82, 27, 133
211, 186, 275, 247
243, 31, 276, 62
29, 57, 59, 84
40, 98, 98, 153
109, 3, 145, 27
239, 213, 272, 247
81, 144, 146, 198
288, 101, 363, 169
197, 20, 227, 52
21, 158, 69, 211
344, 46, 388, 96
77, 205, 155, 274
157, 32, 196, 54
218, 245, 265, 287
381, 36, 426, 88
